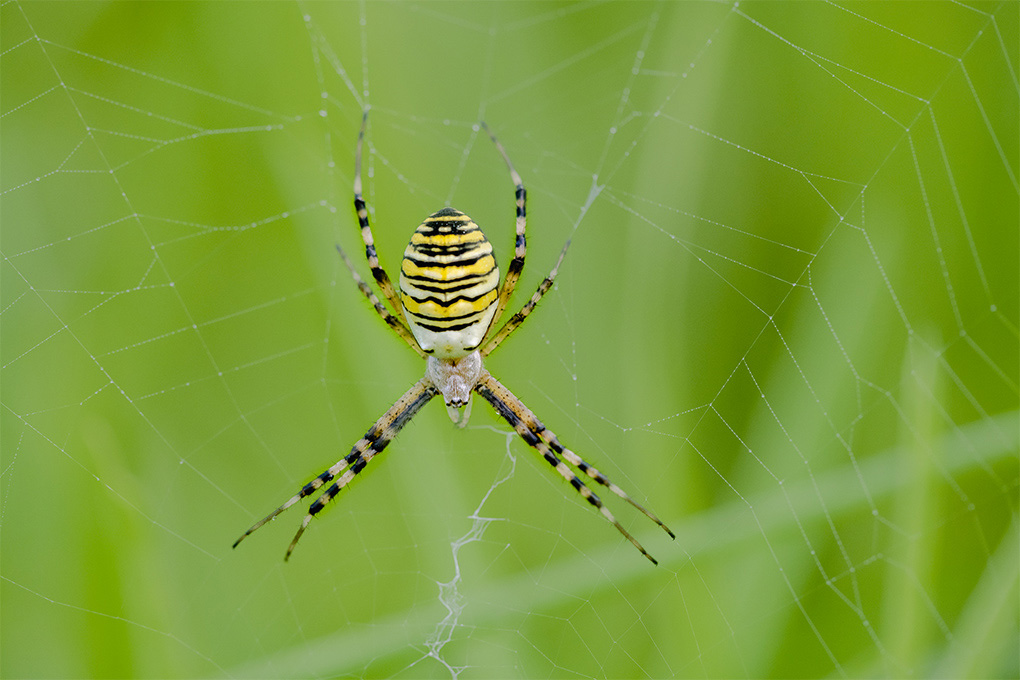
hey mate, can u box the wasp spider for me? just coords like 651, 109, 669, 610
233, 111, 674, 564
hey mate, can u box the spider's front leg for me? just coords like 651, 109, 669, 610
475, 373, 674, 565
233, 378, 438, 560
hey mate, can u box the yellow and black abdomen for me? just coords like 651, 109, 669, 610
399, 208, 500, 359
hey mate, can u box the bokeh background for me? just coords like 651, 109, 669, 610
2, 2, 1017, 678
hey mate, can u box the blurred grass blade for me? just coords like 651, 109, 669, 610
933, 513, 1019, 679
231, 410, 1019, 678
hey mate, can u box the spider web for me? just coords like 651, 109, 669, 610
2, 1, 1018, 678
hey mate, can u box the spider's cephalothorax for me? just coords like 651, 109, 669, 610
233, 111, 675, 565
399, 208, 500, 360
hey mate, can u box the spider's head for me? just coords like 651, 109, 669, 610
443, 396, 473, 429
426, 352, 484, 428
399, 208, 500, 360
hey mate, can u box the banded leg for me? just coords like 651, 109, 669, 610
354, 109, 408, 323
336, 244, 426, 358
537, 419, 674, 539
480, 122, 527, 337
475, 373, 672, 565
481, 238, 570, 356
233, 378, 437, 560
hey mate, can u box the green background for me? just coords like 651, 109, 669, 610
2, 2, 1017, 678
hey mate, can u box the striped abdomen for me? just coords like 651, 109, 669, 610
399, 208, 500, 359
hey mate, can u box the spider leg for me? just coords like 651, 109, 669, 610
335, 244, 426, 358
481, 238, 570, 357
475, 373, 670, 565
354, 109, 409, 323
480, 122, 527, 336
233, 378, 437, 559
537, 421, 675, 540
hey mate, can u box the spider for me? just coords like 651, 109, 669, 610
233, 111, 674, 565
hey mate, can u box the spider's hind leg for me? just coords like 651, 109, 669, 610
335, 244, 426, 358
353, 109, 408, 323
